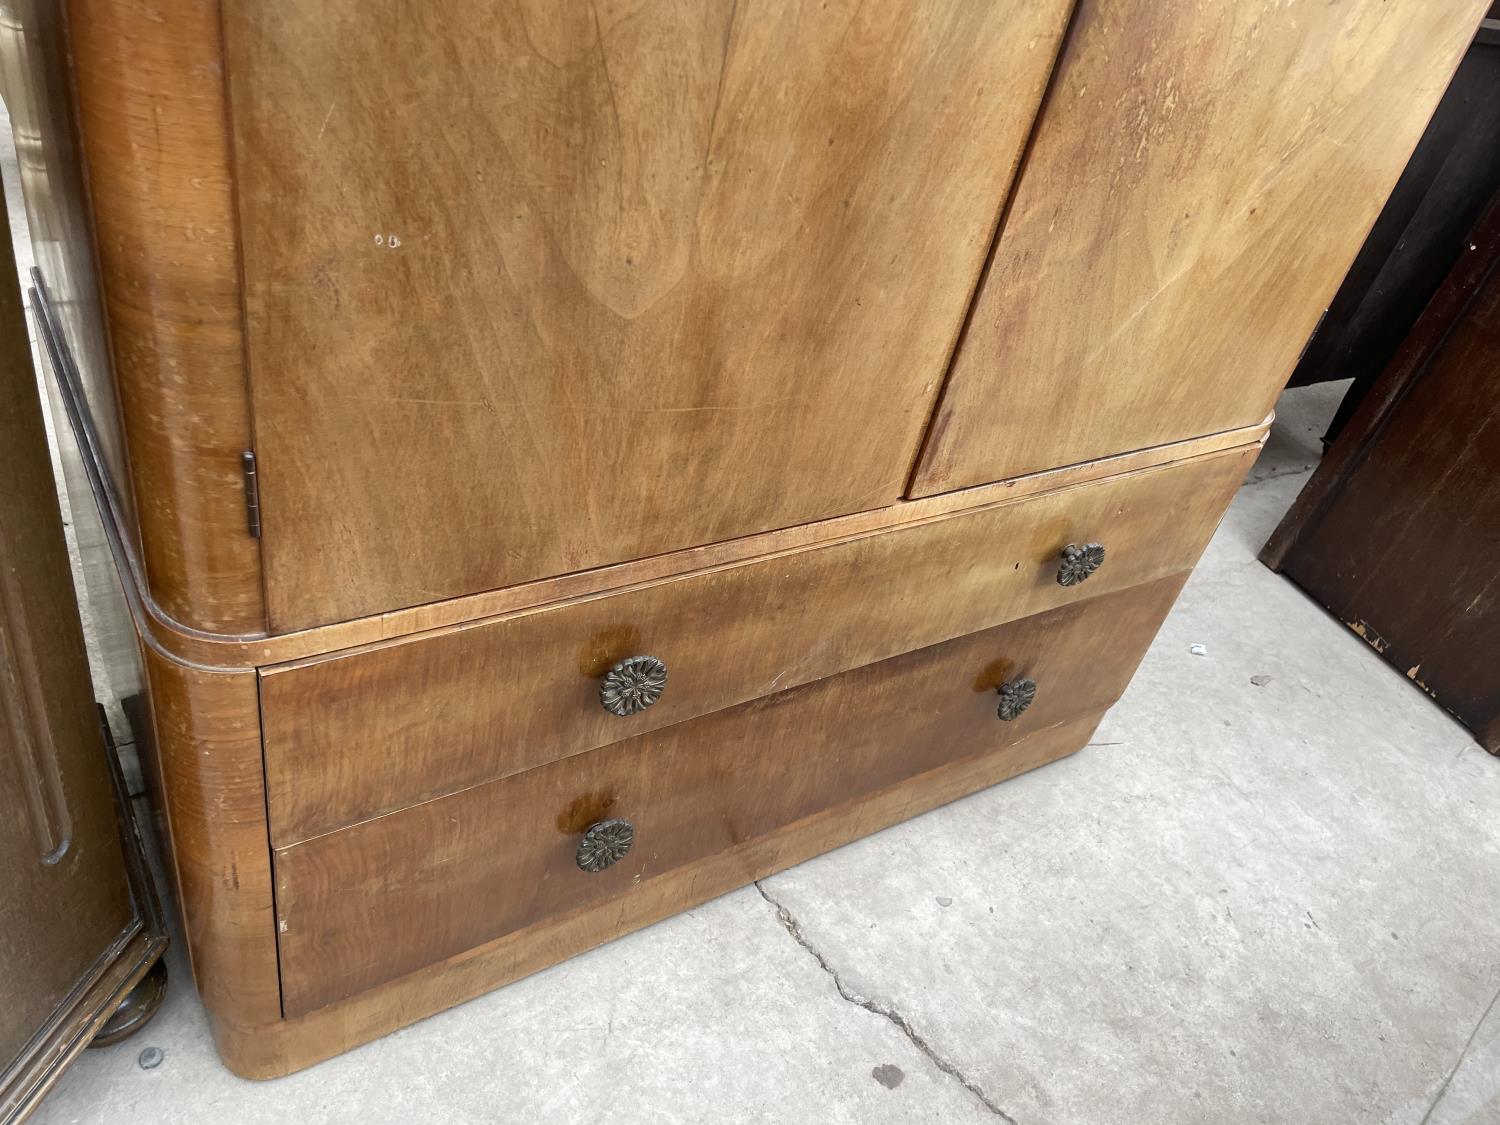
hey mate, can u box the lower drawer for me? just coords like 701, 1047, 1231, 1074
273, 575, 1186, 1016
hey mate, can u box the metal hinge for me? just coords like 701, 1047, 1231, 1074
241, 450, 262, 538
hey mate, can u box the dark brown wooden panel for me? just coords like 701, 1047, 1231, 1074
1271, 193, 1500, 752
0, 152, 158, 1117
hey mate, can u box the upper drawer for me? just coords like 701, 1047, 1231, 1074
261, 444, 1257, 844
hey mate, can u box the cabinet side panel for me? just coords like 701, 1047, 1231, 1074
65, 0, 265, 634
912, 0, 1488, 496
0, 157, 136, 1070
140, 648, 281, 1031
1279, 203, 1500, 752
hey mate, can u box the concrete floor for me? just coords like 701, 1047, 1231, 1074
26, 384, 1500, 1123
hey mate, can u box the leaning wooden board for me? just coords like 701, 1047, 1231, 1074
6, 0, 1479, 1076
1265, 190, 1500, 753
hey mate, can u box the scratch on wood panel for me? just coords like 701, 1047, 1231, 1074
704, 0, 739, 165
314, 98, 337, 144
322, 394, 492, 409
1079, 256, 1199, 368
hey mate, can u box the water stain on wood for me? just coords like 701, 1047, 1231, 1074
577, 624, 644, 678
556, 792, 618, 834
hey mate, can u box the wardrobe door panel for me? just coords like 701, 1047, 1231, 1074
911, 0, 1487, 497
221, 0, 1076, 630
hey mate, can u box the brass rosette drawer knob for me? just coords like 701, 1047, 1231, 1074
599, 654, 668, 716
576, 818, 636, 873
1057, 542, 1106, 586
996, 677, 1037, 721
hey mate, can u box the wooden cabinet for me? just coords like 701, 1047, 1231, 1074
274, 577, 1189, 1018
96, 0, 1078, 631
911, 0, 1486, 495
1265, 191, 1500, 753
7, 0, 1483, 1077
0, 139, 167, 1116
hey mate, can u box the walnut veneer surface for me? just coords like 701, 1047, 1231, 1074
262, 446, 1251, 844
4, 0, 1482, 1077
226, 0, 1078, 631
911, 0, 1486, 494
275, 577, 1187, 1016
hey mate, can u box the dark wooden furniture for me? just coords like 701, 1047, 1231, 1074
0, 156, 167, 1122
1285, 7, 1500, 444
1, 0, 1485, 1076
1264, 190, 1500, 754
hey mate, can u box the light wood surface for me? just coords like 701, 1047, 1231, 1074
65, 0, 265, 633
27, 0, 1477, 1079
226, 709, 1103, 1077
910, 0, 1488, 496
262, 444, 1253, 844
138, 650, 281, 1030
117, 420, 1269, 670
275, 575, 1182, 1017
219, 0, 1075, 630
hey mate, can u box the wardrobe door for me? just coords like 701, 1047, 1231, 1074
220, 0, 1076, 631
910, 0, 1488, 497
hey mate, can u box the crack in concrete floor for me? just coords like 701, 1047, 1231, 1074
754, 881, 1019, 1123
1418, 981, 1500, 1125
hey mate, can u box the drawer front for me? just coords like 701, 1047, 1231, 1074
261, 445, 1254, 844
274, 576, 1186, 1016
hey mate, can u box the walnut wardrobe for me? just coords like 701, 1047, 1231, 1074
2, 0, 1485, 1075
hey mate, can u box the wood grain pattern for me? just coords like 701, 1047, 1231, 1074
1272, 191, 1500, 753
127, 420, 1268, 669
138, 650, 281, 1030
65, 0, 265, 633
911, 0, 1488, 497
275, 577, 1183, 1016
218, 0, 1076, 630
225, 709, 1103, 1077
1284, 28, 1500, 394
261, 443, 1254, 844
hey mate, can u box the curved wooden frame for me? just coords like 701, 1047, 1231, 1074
66, 403, 1273, 673
66, 0, 265, 635
25, 0, 1482, 1085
